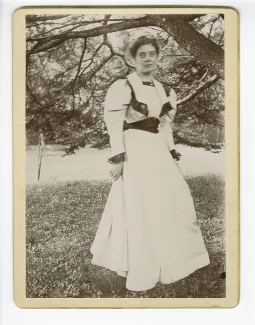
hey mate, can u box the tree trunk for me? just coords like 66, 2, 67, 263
159, 17, 224, 79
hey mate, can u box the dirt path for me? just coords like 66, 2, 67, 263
26, 144, 225, 185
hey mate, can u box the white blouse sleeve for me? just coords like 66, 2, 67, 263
160, 88, 177, 151
103, 79, 131, 162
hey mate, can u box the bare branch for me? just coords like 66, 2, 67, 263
26, 14, 206, 55
218, 32, 224, 45
71, 38, 87, 110
28, 39, 66, 55
102, 14, 111, 42
73, 39, 87, 85
26, 15, 70, 23
26, 84, 45, 108
83, 83, 97, 107
191, 14, 220, 29
26, 84, 61, 111
208, 16, 220, 39
78, 42, 104, 78
170, 14, 206, 21
27, 16, 154, 43
26, 15, 85, 28
83, 54, 114, 82
35, 21, 85, 37
196, 68, 209, 83
177, 74, 220, 106
53, 62, 80, 79
103, 40, 133, 68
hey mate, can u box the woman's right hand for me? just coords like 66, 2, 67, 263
110, 162, 124, 181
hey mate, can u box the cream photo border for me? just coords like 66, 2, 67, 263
13, 6, 239, 309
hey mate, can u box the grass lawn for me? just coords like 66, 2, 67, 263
26, 174, 225, 298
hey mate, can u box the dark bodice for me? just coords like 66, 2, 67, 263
126, 79, 174, 118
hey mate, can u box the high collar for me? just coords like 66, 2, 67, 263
126, 71, 169, 106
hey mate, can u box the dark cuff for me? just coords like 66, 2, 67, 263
108, 152, 126, 164
170, 149, 181, 161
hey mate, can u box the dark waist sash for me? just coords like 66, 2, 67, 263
123, 117, 160, 134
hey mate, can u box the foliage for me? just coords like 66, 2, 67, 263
26, 14, 225, 153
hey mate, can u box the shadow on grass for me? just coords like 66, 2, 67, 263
26, 174, 225, 298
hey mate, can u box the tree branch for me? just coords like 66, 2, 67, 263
103, 40, 133, 68
27, 16, 154, 43
26, 15, 70, 23
71, 38, 87, 110
177, 74, 220, 106
26, 14, 206, 55
36, 21, 85, 37
78, 42, 104, 78
218, 32, 224, 45
83, 54, 114, 82
208, 16, 219, 39
28, 39, 66, 55
72, 39, 87, 85
26, 14, 225, 80
159, 17, 224, 79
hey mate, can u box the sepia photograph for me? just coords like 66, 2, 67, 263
13, 6, 239, 308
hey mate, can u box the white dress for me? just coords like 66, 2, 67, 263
90, 81, 210, 292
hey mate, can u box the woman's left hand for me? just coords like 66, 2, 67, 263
110, 162, 124, 181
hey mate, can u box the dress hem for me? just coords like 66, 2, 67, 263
90, 252, 211, 292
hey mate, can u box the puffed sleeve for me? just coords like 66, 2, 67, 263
159, 88, 177, 151
104, 78, 131, 164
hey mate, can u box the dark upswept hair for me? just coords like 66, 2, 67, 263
129, 36, 160, 58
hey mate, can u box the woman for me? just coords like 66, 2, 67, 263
90, 36, 210, 292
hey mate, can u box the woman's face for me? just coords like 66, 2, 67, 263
134, 44, 158, 76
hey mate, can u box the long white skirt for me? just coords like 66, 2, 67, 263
90, 129, 210, 291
